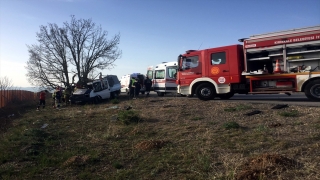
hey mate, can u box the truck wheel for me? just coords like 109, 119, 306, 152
115, 92, 120, 98
304, 79, 320, 101
218, 92, 235, 100
196, 83, 216, 101
157, 92, 164, 97
111, 92, 115, 99
94, 96, 100, 104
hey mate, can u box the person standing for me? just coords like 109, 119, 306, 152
134, 79, 141, 98
55, 86, 62, 109
37, 90, 46, 111
129, 77, 136, 98
63, 87, 71, 106
144, 77, 152, 96
52, 90, 56, 108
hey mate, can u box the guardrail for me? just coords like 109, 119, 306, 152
0, 90, 39, 108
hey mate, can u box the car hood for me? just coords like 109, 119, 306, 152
73, 88, 92, 95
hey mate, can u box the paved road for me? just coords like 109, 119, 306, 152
224, 93, 320, 107
122, 92, 320, 107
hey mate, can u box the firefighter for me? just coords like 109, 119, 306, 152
129, 77, 136, 98
63, 87, 71, 106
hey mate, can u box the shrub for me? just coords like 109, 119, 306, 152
279, 110, 299, 117
110, 98, 120, 104
256, 125, 267, 132
117, 110, 140, 125
223, 121, 240, 130
224, 104, 252, 112
190, 117, 203, 121
112, 162, 124, 169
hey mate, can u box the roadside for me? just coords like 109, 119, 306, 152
0, 95, 319, 179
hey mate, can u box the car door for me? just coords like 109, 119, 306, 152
92, 80, 110, 99
165, 66, 178, 92
154, 69, 165, 91
206, 49, 231, 84
100, 80, 110, 99
146, 68, 155, 90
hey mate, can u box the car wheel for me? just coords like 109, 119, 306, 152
93, 96, 100, 104
110, 92, 115, 99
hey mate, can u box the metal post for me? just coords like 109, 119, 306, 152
283, 44, 287, 72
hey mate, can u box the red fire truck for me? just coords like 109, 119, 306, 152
176, 25, 320, 101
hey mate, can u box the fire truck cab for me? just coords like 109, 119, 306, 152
177, 25, 320, 101
177, 45, 246, 100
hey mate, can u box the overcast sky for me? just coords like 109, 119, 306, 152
0, 0, 319, 87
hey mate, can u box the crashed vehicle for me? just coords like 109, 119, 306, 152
69, 75, 121, 104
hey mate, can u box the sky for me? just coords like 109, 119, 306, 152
0, 0, 319, 87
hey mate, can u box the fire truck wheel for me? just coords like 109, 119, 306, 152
304, 79, 320, 101
218, 92, 235, 100
196, 83, 216, 101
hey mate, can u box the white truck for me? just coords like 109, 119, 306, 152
70, 74, 121, 104
147, 61, 178, 96
120, 73, 146, 94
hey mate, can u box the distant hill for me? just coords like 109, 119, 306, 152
8, 87, 42, 92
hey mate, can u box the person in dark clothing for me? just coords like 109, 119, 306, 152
54, 86, 62, 109
37, 90, 46, 111
129, 77, 136, 98
134, 79, 141, 98
144, 77, 152, 96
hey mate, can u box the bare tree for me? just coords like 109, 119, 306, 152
26, 15, 121, 89
0, 76, 13, 90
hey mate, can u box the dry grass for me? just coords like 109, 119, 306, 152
0, 95, 319, 179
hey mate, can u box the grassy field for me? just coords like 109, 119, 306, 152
0, 95, 319, 180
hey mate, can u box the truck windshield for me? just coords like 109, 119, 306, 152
147, 70, 153, 79
93, 81, 103, 91
155, 70, 165, 79
167, 66, 177, 78
182, 56, 199, 69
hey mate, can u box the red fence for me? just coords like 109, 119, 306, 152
0, 90, 40, 108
